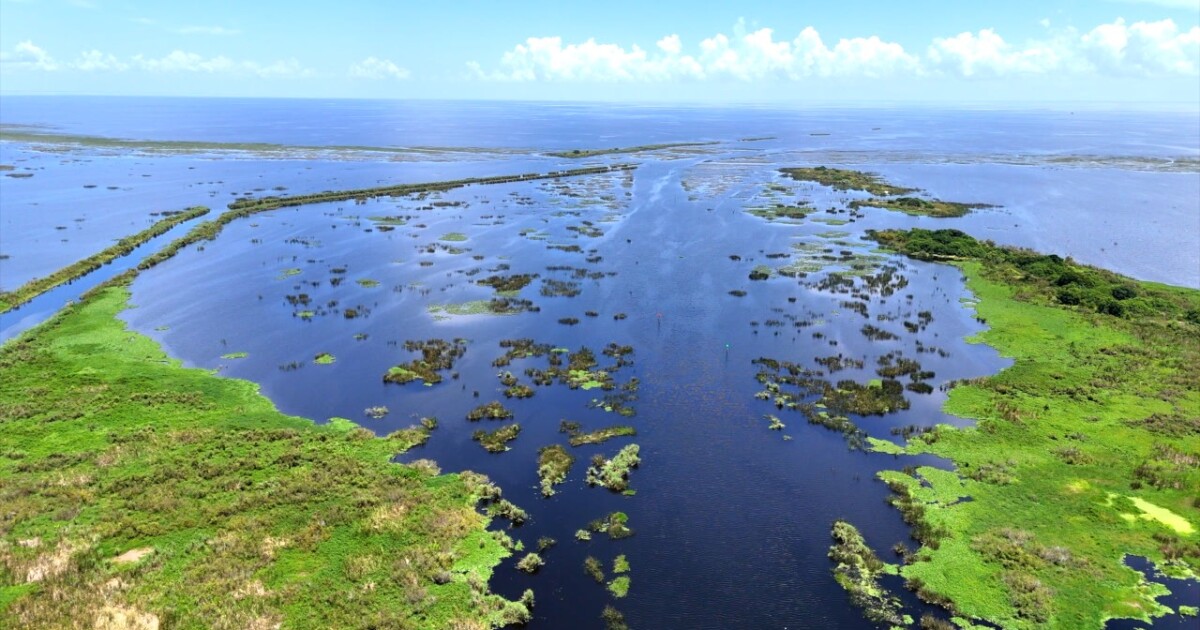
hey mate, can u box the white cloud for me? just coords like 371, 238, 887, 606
133, 50, 312, 77
73, 49, 127, 71
0, 40, 59, 71
176, 26, 241, 36
471, 19, 1200, 82
349, 56, 410, 80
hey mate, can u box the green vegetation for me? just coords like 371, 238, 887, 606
313, 352, 335, 365
547, 142, 717, 158
515, 553, 544, 574
613, 554, 629, 574
220, 351, 248, 360
607, 576, 630, 598
587, 513, 634, 540
746, 204, 809, 223
472, 424, 522, 453
536, 445, 575, 497
0, 286, 526, 628
781, 166, 916, 196
602, 605, 629, 630
225, 165, 637, 214
0, 206, 209, 312
466, 401, 515, 421
477, 273, 538, 293
440, 233, 468, 242
851, 196, 986, 218
383, 339, 467, 385
829, 520, 905, 625
584, 556, 605, 583
564, 424, 637, 447
585, 445, 641, 492
866, 229, 1200, 629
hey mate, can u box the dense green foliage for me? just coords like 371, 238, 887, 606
0, 206, 209, 312
867, 229, 1200, 629
0, 287, 525, 629
781, 166, 916, 196
829, 520, 905, 625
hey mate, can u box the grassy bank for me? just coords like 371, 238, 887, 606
0, 206, 209, 312
868, 229, 1200, 628
225, 164, 636, 213
0, 285, 526, 628
546, 142, 717, 158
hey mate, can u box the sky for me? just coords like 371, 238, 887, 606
1, 0, 1198, 104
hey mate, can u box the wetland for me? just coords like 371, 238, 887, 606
1, 98, 1198, 629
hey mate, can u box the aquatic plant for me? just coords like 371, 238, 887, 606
585, 445, 640, 492
584, 556, 606, 583
472, 423, 522, 452
601, 605, 629, 630
565, 425, 637, 447
516, 552, 544, 573
383, 338, 467, 385
607, 576, 631, 598
586, 512, 634, 539
467, 401, 515, 421
828, 520, 905, 625
537, 445, 575, 497
313, 352, 336, 365
781, 166, 916, 197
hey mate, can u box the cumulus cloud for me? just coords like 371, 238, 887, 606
471, 19, 1200, 82
0, 41, 311, 77
349, 56, 410, 80
133, 51, 311, 77
0, 40, 59, 71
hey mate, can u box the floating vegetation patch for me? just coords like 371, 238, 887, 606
851, 196, 990, 218
747, 204, 810, 223
781, 166, 916, 197
828, 520, 905, 626
467, 401, 515, 421
585, 556, 606, 582
382, 338, 466, 385
516, 552, 544, 573
439, 232, 468, 242
355, 278, 380, 288
220, 351, 248, 360
607, 576, 631, 598
363, 406, 389, 419
367, 215, 409, 226
565, 424, 637, 447
313, 352, 336, 365
473, 423, 521, 452
537, 445, 575, 497
276, 267, 302, 280
541, 278, 582, 298
587, 511, 634, 539
749, 265, 773, 281
428, 297, 539, 319
585, 445, 641, 492
477, 273, 538, 293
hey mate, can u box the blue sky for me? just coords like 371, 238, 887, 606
1, 0, 1198, 104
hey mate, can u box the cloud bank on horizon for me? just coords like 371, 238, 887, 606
469, 19, 1199, 82
4, 18, 1198, 83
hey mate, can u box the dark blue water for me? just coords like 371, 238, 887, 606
3, 98, 1198, 628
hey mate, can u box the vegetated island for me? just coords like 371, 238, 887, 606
848, 228, 1200, 629
781, 166, 990, 217
0, 206, 209, 313
547, 141, 718, 158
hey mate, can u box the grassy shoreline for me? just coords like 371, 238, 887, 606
0, 206, 209, 313
0, 283, 527, 628
866, 229, 1200, 628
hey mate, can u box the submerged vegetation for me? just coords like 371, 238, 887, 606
0, 287, 525, 628
865, 229, 1200, 628
0, 206, 209, 312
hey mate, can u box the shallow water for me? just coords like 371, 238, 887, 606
3, 98, 1198, 628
